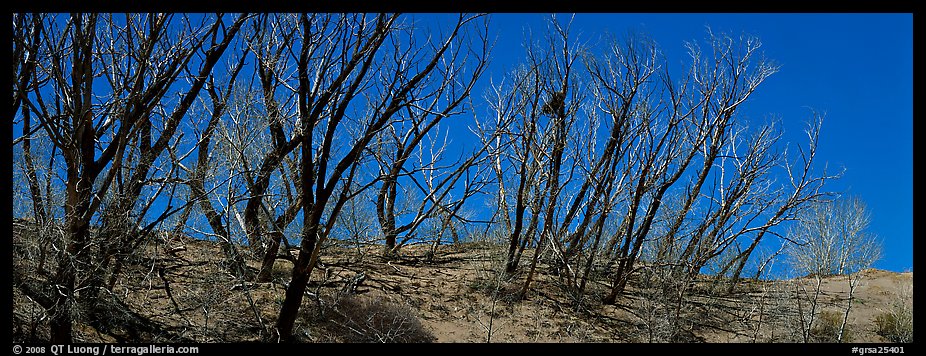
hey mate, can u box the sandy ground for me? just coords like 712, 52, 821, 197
12, 233, 912, 343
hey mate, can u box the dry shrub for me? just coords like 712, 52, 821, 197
465, 242, 523, 304
327, 295, 434, 343
810, 310, 852, 343
468, 275, 522, 305
875, 312, 913, 343
12, 288, 51, 343
875, 281, 913, 343
631, 265, 703, 343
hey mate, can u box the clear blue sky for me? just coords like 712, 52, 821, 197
12, 13, 911, 273
481, 13, 913, 272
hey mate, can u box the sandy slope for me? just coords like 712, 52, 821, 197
12, 233, 912, 343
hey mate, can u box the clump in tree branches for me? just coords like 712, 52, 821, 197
541, 90, 566, 117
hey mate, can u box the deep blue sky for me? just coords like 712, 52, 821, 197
11, 14, 911, 273
480, 13, 912, 272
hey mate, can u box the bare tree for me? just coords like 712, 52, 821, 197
486, 62, 549, 275
485, 24, 837, 312
518, 15, 585, 297
787, 195, 882, 342
176, 59, 252, 279
331, 182, 380, 261
239, 13, 303, 264
272, 13, 490, 341
13, 13, 248, 342
481, 22, 830, 311
484, 15, 587, 284
719, 114, 838, 293
11, 12, 853, 344
601, 30, 786, 303
12, 14, 49, 226
370, 16, 490, 256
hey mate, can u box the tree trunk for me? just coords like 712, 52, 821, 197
51, 170, 94, 343
274, 213, 320, 341
726, 234, 763, 294
505, 188, 527, 274
257, 232, 284, 283
504, 109, 539, 275
578, 212, 608, 294
21, 107, 48, 225
838, 274, 858, 343
377, 175, 399, 255
520, 98, 568, 297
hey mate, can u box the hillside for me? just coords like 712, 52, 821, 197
12, 227, 912, 343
